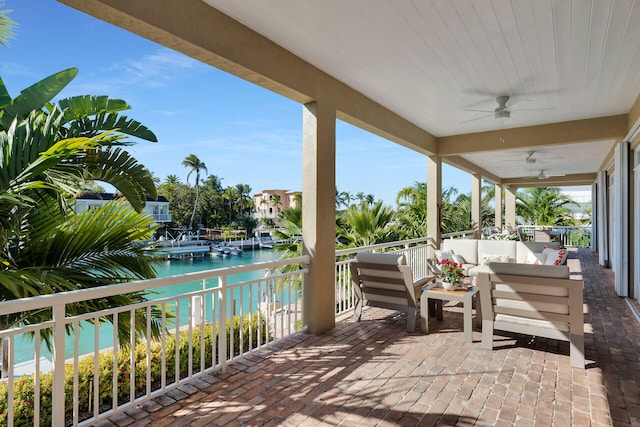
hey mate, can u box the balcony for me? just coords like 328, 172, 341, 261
0, 237, 634, 426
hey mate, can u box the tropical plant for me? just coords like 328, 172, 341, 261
0, 1, 15, 48
182, 154, 207, 230
338, 200, 397, 247
394, 182, 427, 239
0, 67, 162, 343
517, 187, 578, 226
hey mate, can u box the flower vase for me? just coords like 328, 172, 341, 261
441, 281, 455, 290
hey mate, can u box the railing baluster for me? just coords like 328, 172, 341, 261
52, 303, 66, 427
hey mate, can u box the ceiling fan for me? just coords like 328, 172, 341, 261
460, 95, 543, 123
536, 169, 565, 180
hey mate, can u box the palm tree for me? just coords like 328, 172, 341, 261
336, 190, 351, 209
0, 70, 163, 343
517, 187, 578, 226
235, 183, 252, 217
338, 200, 396, 247
0, 2, 15, 47
165, 174, 181, 185
271, 193, 282, 219
182, 154, 207, 231
394, 182, 427, 239
222, 186, 237, 223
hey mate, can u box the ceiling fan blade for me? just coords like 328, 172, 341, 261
461, 108, 494, 113
460, 113, 493, 123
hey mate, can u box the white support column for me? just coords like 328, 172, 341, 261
505, 186, 517, 232
597, 171, 609, 267
471, 174, 481, 238
302, 101, 336, 334
613, 141, 629, 296
427, 155, 442, 256
494, 184, 503, 230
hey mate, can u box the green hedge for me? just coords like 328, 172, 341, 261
0, 312, 268, 425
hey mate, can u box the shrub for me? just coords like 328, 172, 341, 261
0, 312, 267, 425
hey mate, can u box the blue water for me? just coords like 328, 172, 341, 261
13, 249, 283, 364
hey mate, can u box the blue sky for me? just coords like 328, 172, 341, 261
2, 0, 472, 206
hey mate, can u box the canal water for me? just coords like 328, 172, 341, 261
13, 249, 283, 365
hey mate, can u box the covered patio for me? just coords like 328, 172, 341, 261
98, 249, 636, 427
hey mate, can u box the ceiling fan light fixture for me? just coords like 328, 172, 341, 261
494, 109, 510, 119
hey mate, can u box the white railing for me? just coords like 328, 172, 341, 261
334, 237, 434, 316
516, 225, 591, 247
0, 256, 308, 426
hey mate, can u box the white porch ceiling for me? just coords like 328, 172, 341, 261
204, 0, 640, 183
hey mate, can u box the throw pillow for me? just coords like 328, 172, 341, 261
542, 247, 568, 265
524, 252, 546, 265
481, 254, 509, 265
452, 253, 466, 265
435, 249, 454, 263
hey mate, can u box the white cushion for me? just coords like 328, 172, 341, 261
434, 249, 454, 263
442, 239, 479, 264
356, 252, 406, 265
524, 252, 546, 265
481, 253, 510, 265
542, 247, 568, 266
478, 240, 517, 262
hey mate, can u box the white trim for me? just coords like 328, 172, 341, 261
635, 147, 640, 302
625, 298, 640, 324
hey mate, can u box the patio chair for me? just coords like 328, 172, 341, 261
350, 252, 433, 332
533, 229, 552, 242
478, 262, 585, 368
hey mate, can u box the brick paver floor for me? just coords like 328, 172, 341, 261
97, 248, 640, 426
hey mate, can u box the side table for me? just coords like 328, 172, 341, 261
420, 282, 479, 343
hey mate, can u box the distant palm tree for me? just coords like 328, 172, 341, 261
222, 187, 237, 223
336, 190, 352, 209
394, 182, 427, 239
182, 154, 207, 230
165, 174, 181, 185
235, 183, 252, 216
271, 193, 282, 218
517, 187, 578, 226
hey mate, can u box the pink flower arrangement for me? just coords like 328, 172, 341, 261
438, 258, 465, 284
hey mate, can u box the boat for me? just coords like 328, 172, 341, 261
150, 229, 211, 259
255, 230, 276, 249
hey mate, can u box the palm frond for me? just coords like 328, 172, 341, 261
0, 68, 78, 130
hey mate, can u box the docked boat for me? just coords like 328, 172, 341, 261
151, 230, 211, 259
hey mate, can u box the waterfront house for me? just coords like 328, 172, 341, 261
7, 1, 640, 424
75, 192, 172, 224
253, 189, 301, 227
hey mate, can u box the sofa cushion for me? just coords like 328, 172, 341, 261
488, 262, 570, 279
515, 241, 561, 263
524, 252, 546, 265
434, 249, 454, 263
478, 240, 517, 263
468, 264, 493, 277
542, 247, 568, 265
442, 239, 479, 264
480, 253, 511, 265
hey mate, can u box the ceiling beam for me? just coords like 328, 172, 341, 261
444, 156, 501, 184
502, 173, 597, 188
437, 115, 628, 156
57, 0, 438, 155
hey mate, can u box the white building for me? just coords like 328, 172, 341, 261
75, 193, 172, 223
